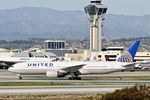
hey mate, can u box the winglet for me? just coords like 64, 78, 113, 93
117, 40, 141, 63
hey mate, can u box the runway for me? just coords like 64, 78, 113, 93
0, 70, 150, 86
0, 70, 149, 96
0, 86, 123, 96
0, 79, 150, 83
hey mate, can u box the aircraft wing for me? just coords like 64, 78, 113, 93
122, 63, 137, 69
60, 64, 86, 73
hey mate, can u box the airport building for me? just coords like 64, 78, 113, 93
135, 52, 150, 62
43, 40, 76, 57
44, 40, 65, 49
65, 48, 122, 61
65, 48, 150, 62
0, 48, 13, 58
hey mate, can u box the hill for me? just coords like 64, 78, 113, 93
0, 7, 149, 40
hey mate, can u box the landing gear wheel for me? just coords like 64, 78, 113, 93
68, 77, 76, 80
69, 72, 81, 80
68, 77, 72, 80
76, 77, 81, 80
17, 74, 22, 80
19, 76, 22, 80
68, 77, 81, 80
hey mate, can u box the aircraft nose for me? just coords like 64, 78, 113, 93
8, 67, 14, 72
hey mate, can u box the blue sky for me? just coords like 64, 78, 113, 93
0, 0, 149, 15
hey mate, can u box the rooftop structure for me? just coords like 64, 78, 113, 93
102, 47, 124, 51
44, 40, 65, 50
43, 40, 75, 57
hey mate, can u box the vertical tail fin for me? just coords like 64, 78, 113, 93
117, 40, 141, 63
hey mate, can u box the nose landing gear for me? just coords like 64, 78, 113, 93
17, 74, 22, 80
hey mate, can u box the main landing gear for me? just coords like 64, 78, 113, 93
68, 77, 81, 80
68, 73, 81, 80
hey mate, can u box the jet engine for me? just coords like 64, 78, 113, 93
46, 70, 66, 78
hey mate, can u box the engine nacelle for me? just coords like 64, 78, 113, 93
46, 70, 66, 78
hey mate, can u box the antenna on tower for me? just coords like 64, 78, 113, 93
91, 0, 102, 3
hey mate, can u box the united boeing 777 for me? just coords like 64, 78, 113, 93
8, 40, 141, 80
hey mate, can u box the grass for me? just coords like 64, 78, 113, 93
0, 82, 49, 86
0, 82, 72, 86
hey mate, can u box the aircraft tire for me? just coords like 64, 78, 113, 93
19, 76, 22, 80
68, 77, 81, 80
76, 77, 81, 80
68, 77, 73, 80
73, 77, 81, 80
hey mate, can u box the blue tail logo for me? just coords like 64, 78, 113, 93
117, 40, 141, 63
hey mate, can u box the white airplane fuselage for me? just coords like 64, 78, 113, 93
9, 61, 127, 75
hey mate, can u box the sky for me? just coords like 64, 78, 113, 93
0, 0, 149, 15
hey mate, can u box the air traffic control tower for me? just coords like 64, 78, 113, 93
85, 0, 107, 52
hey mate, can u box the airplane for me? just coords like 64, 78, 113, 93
8, 40, 141, 80
135, 62, 150, 70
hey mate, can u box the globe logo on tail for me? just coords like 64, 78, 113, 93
117, 40, 141, 63
117, 51, 133, 62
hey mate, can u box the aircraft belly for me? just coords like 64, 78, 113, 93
80, 68, 122, 75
